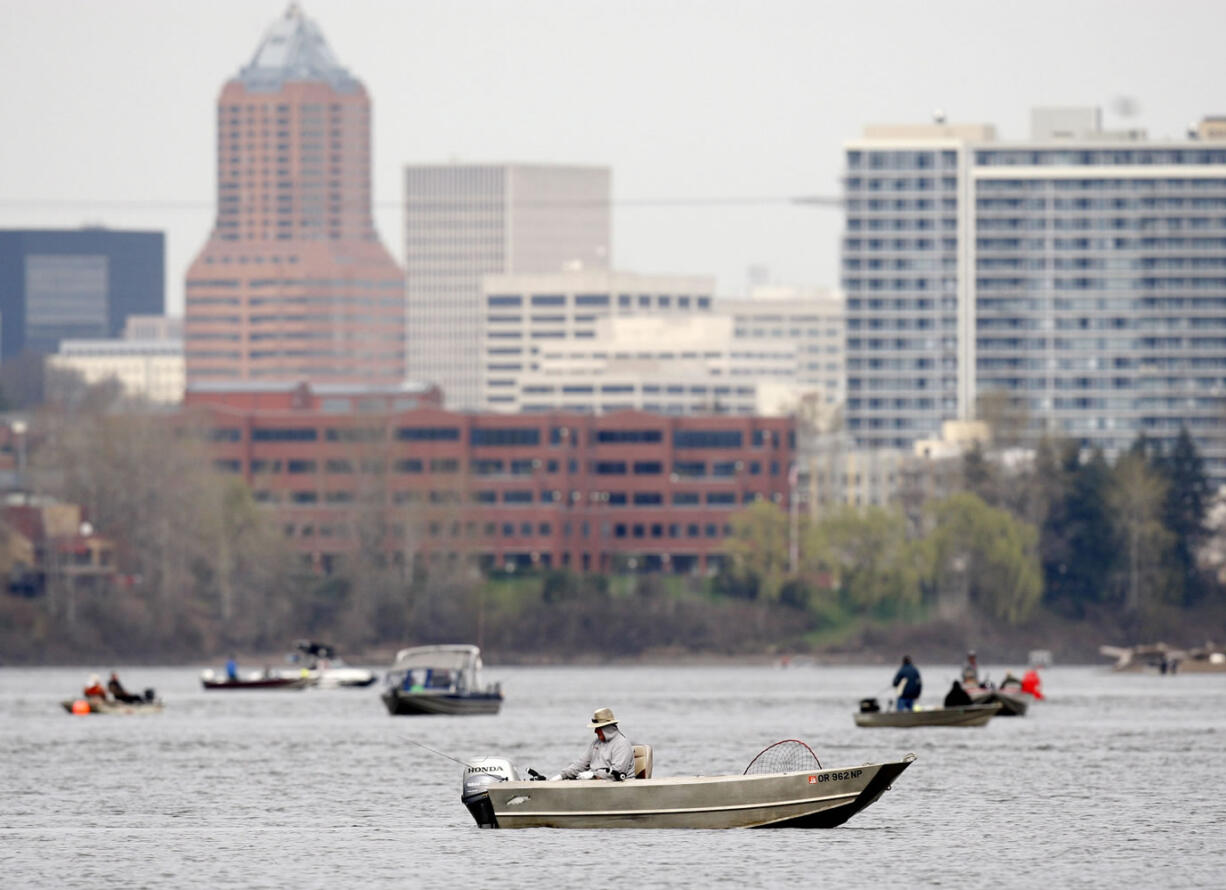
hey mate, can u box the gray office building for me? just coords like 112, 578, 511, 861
0, 228, 164, 361
404, 163, 611, 410
842, 109, 1226, 485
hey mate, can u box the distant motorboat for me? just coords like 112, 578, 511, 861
381, 644, 502, 715
201, 668, 310, 690
963, 685, 1031, 717
277, 640, 378, 688
1100, 643, 1226, 674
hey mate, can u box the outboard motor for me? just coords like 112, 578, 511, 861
859, 697, 881, 714
461, 756, 519, 828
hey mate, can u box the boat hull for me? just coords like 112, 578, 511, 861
61, 699, 164, 715
854, 702, 1000, 727
472, 758, 914, 829
382, 688, 502, 715
968, 689, 1030, 716
201, 677, 310, 691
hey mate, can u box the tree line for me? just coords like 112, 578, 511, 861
1, 384, 1221, 662
718, 427, 1220, 636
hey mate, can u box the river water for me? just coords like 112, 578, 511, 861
2, 662, 1223, 889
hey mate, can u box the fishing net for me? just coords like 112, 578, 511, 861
743, 739, 822, 775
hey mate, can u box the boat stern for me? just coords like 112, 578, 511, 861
461, 757, 520, 828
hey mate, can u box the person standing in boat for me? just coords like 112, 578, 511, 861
892, 656, 922, 711
962, 651, 980, 687
550, 707, 636, 781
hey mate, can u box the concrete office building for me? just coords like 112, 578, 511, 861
512, 314, 802, 416
842, 108, 1226, 484
479, 269, 713, 411
48, 337, 185, 405
718, 286, 845, 409
0, 228, 164, 361
185, 5, 405, 386
405, 163, 611, 410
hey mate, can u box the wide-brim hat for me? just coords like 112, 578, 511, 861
588, 707, 618, 728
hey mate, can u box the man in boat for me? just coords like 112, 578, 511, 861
962, 651, 980, 686
944, 679, 973, 707
107, 672, 142, 704
891, 656, 922, 711
83, 674, 108, 699
550, 707, 636, 781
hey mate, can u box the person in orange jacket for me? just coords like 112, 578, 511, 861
83, 674, 107, 699
1021, 668, 1044, 700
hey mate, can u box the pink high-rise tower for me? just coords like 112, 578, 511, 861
186, 4, 404, 385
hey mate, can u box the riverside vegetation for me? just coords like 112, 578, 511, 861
1, 384, 1223, 664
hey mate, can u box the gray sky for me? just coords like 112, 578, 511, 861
2, 0, 1224, 315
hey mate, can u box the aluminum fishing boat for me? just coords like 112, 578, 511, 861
854, 702, 1000, 728
62, 697, 164, 715
460, 742, 915, 829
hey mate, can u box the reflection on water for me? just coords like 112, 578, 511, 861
3, 664, 1223, 888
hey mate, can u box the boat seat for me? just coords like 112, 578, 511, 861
633, 744, 653, 779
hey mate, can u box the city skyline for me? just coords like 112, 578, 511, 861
3, 0, 1224, 314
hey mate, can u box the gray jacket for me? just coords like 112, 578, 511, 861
561, 725, 635, 780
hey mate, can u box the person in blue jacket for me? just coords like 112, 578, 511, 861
891, 655, 922, 711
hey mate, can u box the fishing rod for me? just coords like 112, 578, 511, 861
398, 732, 549, 780
399, 734, 470, 767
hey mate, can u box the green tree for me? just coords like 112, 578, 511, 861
961, 442, 1001, 508
1155, 428, 1211, 604
1108, 451, 1175, 612
927, 492, 1042, 624
805, 505, 925, 616
1041, 446, 1118, 614
721, 500, 792, 603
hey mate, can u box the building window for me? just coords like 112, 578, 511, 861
397, 426, 459, 441
471, 427, 541, 446
252, 427, 317, 442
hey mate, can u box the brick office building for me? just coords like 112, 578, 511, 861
184, 384, 796, 574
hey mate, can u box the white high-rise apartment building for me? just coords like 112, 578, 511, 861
842, 108, 1226, 484
404, 163, 611, 410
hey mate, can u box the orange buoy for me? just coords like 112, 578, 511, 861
71, 699, 92, 715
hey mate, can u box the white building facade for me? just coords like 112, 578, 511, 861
48, 337, 185, 404
717, 286, 845, 408
481, 270, 715, 411
404, 163, 611, 410
512, 315, 802, 416
842, 109, 1226, 484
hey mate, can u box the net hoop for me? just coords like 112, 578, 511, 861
743, 738, 823, 775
